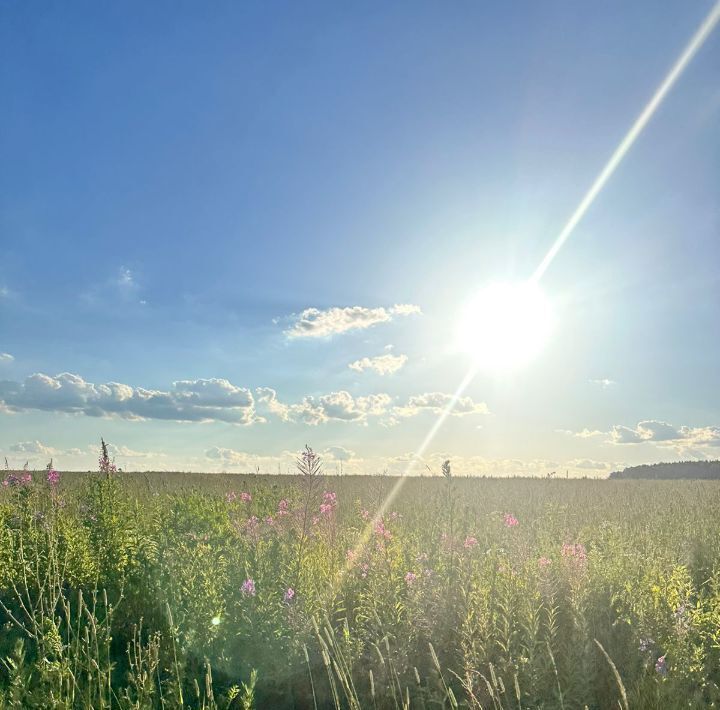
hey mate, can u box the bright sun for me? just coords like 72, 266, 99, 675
456, 281, 555, 372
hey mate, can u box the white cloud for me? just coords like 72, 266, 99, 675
10, 440, 56, 456
557, 428, 605, 439
589, 378, 616, 388
0, 373, 260, 425
609, 420, 720, 449
567, 458, 613, 470
0, 353, 13, 363
349, 353, 408, 375
285, 304, 421, 338
0, 286, 9, 298
117, 266, 136, 290
0, 371, 489, 431
323, 445, 355, 461
395, 392, 489, 418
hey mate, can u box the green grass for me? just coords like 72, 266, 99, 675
0, 462, 719, 708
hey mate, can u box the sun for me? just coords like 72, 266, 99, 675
456, 281, 555, 372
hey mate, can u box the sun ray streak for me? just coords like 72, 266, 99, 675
337, 2, 720, 590
341, 366, 479, 577
531, 0, 720, 283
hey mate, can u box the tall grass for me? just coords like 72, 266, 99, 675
0, 447, 719, 707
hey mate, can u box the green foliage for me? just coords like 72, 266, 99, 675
0, 465, 719, 708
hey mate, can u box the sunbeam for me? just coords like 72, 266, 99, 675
344, 0, 720, 585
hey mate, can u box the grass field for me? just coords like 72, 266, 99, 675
1, 449, 719, 708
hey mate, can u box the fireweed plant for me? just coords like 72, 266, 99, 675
0, 442, 718, 707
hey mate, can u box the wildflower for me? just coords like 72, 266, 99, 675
277, 499, 290, 515
464, 535, 478, 549
240, 492, 252, 503
360, 563, 369, 578
360, 509, 370, 521
312, 516, 320, 526
655, 654, 668, 677
225, 491, 237, 503
47, 469, 60, 486
241, 578, 256, 596
374, 520, 392, 540
265, 515, 274, 525
244, 516, 260, 534
561, 543, 587, 562
538, 556, 552, 568
388, 511, 401, 521
404, 571, 417, 586
283, 587, 295, 603
346, 549, 356, 563
503, 513, 519, 527
319, 503, 334, 515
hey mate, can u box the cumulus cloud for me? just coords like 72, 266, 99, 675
349, 353, 408, 375
609, 420, 720, 449
0, 373, 260, 425
568, 458, 613, 470
285, 304, 421, 338
323, 446, 355, 461
0, 371, 488, 430
0, 353, 13, 363
10, 440, 56, 456
395, 392, 489, 418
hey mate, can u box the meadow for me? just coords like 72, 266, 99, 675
0, 446, 719, 709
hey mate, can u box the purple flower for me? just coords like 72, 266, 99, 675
503, 513, 519, 527
464, 535, 478, 549
225, 491, 237, 503
240, 492, 252, 503
47, 469, 60, 486
283, 587, 295, 603
404, 571, 417, 586
241, 578, 256, 596
655, 654, 668, 677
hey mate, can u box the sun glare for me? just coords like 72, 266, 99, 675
456, 281, 554, 372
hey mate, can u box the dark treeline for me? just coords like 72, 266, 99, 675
610, 460, 720, 479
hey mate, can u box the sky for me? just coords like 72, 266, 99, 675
1, 0, 719, 476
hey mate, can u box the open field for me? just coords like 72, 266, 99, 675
1, 458, 719, 709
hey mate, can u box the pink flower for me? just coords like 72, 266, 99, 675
374, 520, 392, 540
360, 509, 370, 521
561, 543, 587, 562
47, 469, 60, 486
283, 587, 295, 603
538, 556, 552, 568
319, 503, 334, 515
264, 515, 274, 525
404, 571, 417, 586
244, 516, 260, 534
240, 492, 252, 503
225, 491, 237, 503
241, 578, 256, 596
464, 535, 478, 549
655, 654, 668, 677
277, 499, 290, 515
503, 513, 519, 527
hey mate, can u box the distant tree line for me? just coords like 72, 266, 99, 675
609, 460, 720, 480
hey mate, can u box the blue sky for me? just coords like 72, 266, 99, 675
1, 0, 719, 474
